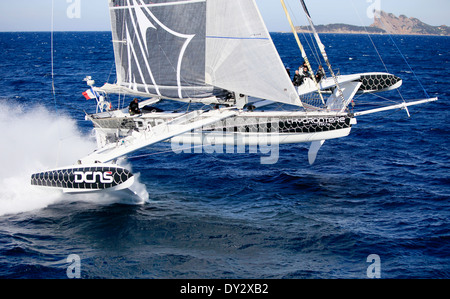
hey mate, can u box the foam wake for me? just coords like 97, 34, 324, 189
0, 103, 148, 216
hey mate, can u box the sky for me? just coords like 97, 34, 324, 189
0, 0, 449, 32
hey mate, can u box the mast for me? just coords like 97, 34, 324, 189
279, 0, 325, 106
298, 0, 346, 107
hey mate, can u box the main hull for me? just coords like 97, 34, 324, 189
171, 126, 352, 146
90, 110, 354, 147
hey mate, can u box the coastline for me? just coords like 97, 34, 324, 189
278, 31, 450, 37
0, 30, 448, 37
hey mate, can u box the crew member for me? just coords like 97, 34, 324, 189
315, 65, 325, 82
301, 66, 311, 79
129, 98, 141, 115
292, 70, 303, 87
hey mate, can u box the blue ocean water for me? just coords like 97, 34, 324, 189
0, 32, 448, 279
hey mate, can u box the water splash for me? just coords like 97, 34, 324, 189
0, 102, 148, 216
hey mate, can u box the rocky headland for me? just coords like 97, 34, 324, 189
294, 10, 449, 36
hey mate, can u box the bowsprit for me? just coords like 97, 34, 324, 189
31, 164, 134, 194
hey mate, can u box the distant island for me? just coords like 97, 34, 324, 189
294, 10, 450, 36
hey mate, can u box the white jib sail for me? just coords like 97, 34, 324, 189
205, 0, 302, 107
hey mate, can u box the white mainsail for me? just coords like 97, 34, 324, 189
109, 0, 213, 99
106, 0, 302, 107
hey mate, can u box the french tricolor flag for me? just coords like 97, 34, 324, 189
82, 88, 99, 100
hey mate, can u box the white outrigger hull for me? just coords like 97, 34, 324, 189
304, 72, 403, 95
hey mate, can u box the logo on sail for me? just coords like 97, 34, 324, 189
122, 0, 197, 98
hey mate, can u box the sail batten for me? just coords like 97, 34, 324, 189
206, 36, 270, 41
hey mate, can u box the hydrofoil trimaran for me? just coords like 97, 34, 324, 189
31, 0, 437, 197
